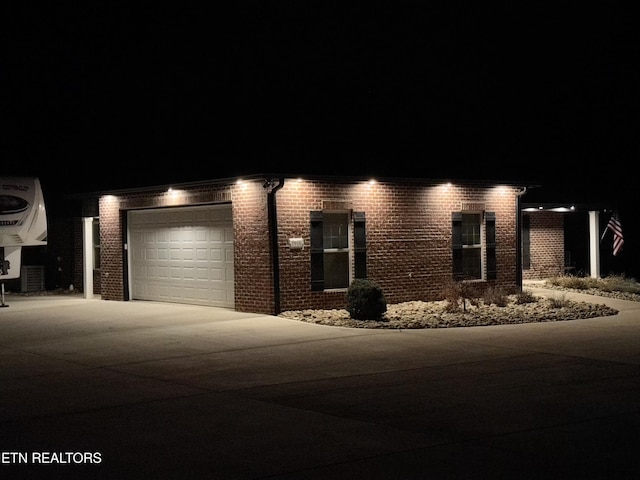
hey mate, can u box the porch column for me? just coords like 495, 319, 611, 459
589, 210, 600, 278
82, 217, 94, 299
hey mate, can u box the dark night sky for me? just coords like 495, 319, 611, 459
2, 3, 638, 206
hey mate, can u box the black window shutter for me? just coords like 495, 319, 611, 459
353, 212, 366, 279
310, 211, 324, 291
452, 212, 463, 280
485, 211, 497, 280
522, 214, 530, 270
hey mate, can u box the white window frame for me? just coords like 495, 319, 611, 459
461, 212, 485, 281
322, 210, 353, 291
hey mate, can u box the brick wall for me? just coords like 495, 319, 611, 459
522, 211, 565, 280
276, 179, 521, 310
96, 177, 522, 314
99, 194, 124, 301
98, 180, 275, 313
232, 180, 273, 313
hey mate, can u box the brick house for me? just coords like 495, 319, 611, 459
521, 208, 566, 280
520, 202, 613, 281
62, 174, 551, 314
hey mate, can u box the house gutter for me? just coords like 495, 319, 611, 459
265, 177, 285, 314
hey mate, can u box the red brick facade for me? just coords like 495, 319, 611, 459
276, 178, 521, 310
93, 176, 525, 314
521, 211, 565, 280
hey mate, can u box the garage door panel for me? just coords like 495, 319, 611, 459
209, 247, 222, 261
129, 205, 234, 308
210, 230, 223, 239
179, 266, 190, 279
169, 266, 182, 279
209, 267, 223, 281
196, 267, 208, 280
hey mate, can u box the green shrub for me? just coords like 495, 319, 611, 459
345, 279, 387, 320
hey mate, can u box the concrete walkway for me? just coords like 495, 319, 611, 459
1, 289, 640, 479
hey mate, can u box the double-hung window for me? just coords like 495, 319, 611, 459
452, 211, 496, 281
310, 210, 366, 291
321, 212, 350, 289
461, 213, 482, 279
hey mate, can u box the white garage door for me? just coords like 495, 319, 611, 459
128, 204, 234, 308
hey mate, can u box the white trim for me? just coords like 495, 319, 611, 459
589, 210, 601, 278
82, 217, 94, 299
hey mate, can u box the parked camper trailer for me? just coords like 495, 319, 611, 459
0, 177, 48, 281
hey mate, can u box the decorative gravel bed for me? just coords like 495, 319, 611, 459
279, 293, 620, 329
541, 286, 640, 303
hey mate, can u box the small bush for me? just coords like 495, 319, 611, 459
547, 293, 571, 308
443, 282, 484, 311
547, 275, 592, 290
600, 274, 640, 294
546, 274, 640, 295
515, 289, 538, 304
345, 279, 387, 320
443, 283, 463, 312
482, 286, 509, 307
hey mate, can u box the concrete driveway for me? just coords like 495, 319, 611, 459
1, 289, 640, 479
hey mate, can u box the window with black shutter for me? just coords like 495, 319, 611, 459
452, 211, 496, 280
353, 212, 366, 279
309, 211, 366, 290
452, 212, 464, 280
485, 212, 496, 280
310, 211, 324, 291
522, 213, 531, 270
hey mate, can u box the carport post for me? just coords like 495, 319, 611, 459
589, 210, 601, 278
82, 217, 94, 298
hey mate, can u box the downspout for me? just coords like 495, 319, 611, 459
265, 177, 285, 314
515, 186, 528, 291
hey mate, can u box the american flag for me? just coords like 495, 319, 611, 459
605, 213, 624, 256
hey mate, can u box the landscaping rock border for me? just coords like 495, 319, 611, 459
279, 293, 620, 329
